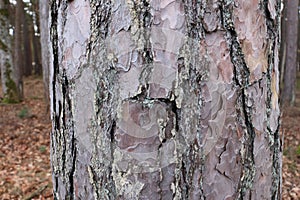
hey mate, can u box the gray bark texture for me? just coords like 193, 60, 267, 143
13, 0, 24, 101
0, 0, 18, 102
39, 0, 50, 102
0, 0, 10, 96
50, 0, 282, 199
22, 5, 33, 77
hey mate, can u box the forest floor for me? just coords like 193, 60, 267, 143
0, 76, 52, 199
281, 73, 300, 199
0, 75, 299, 199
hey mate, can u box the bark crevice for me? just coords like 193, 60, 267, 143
220, 1, 256, 198
262, 0, 282, 198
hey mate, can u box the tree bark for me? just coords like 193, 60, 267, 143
13, 0, 24, 101
50, 0, 282, 199
22, 6, 33, 77
31, 0, 42, 75
32, 33, 42, 75
281, 0, 299, 105
39, 0, 50, 103
0, 0, 10, 96
0, 0, 19, 102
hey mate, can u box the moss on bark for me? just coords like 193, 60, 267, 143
2, 62, 20, 103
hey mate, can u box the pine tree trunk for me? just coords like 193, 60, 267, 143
50, 0, 282, 199
0, 0, 10, 96
281, 0, 299, 105
39, 0, 50, 102
31, 1, 43, 75
13, 0, 24, 101
0, 0, 18, 102
22, 7, 33, 77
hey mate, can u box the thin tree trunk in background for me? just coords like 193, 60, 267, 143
298, 1, 300, 72
13, 0, 24, 101
33, 34, 42, 75
0, 0, 10, 97
282, 0, 299, 105
39, 0, 50, 108
22, 9, 33, 77
279, 2, 286, 90
32, 1, 42, 75
50, 1, 282, 199
0, 0, 20, 102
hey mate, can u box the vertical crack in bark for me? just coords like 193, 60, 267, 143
176, 55, 206, 198
50, 1, 59, 198
88, 1, 118, 198
183, 0, 206, 40
88, 165, 101, 199
54, 177, 59, 200
238, 90, 256, 199
88, 0, 112, 51
181, 1, 208, 197
61, 73, 68, 179
220, 1, 256, 198
262, 0, 282, 199
180, 159, 189, 199
69, 138, 76, 200
50, 0, 78, 191
68, 79, 77, 199
170, 96, 180, 133
271, 126, 281, 200
110, 120, 116, 143
215, 140, 232, 181
109, 119, 116, 195
50, 0, 58, 114
61, 71, 76, 199
49, 5, 71, 192
60, 1, 68, 35
92, 71, 117, 198
178, 0, 207, 199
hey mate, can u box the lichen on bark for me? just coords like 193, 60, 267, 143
3, 64, 20, 103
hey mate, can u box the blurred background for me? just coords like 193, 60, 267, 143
0, 0, 299, 199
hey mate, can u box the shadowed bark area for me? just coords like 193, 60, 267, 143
22, 5, 33, 77
50, 0, 282, 199
0, 0, 10, 96
13, 0, 24, 101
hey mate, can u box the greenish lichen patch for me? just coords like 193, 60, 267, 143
0, 8, 9, 18
2, 63, 19, 104
0, 39, 8, 52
